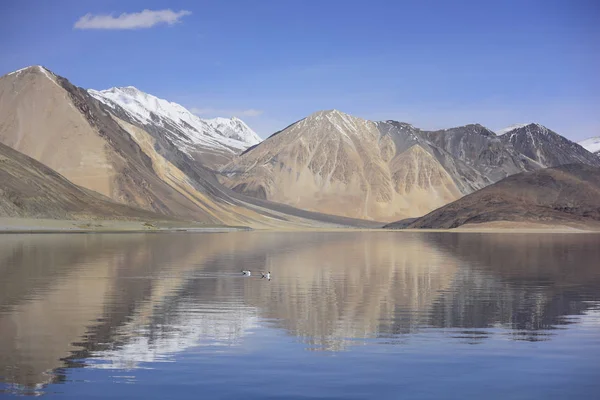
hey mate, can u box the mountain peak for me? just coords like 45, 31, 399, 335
298, 109, 373, 136
89, 85, 261, 154
112, 86, 142, 94
495, 123, 546, 136
499, 123, 600, 167
307, 109, 348, 119
3, 65, 61, 90
438, 123, 496, 138
5, 65, 47, 76
507, 123, 556, 138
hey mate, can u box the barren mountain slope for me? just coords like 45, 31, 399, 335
376, 121, 490, 193
499, 123, 600, 167
221, 110, 465, 221
111, 115, 381, 228
0, 141, 170, 221
418, 124, 542, 182
0, 66, 219, 222
0, 67, 378, 228
385, 164, 600, 229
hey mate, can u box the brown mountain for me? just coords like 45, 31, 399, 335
221, 110, 467, 222
385, 163, 600, 229
0, 65, 220, 222
0, 66, 378, 228
0, 141, 169, 221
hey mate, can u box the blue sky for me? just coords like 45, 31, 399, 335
0, 0, 598, 140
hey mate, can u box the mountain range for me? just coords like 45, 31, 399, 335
222, 114, 599, 222
1, 65, 599, 229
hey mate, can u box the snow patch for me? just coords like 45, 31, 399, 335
6, 66, 31, 76
495, 123, 530, 136
36, 66, 62, 89
88, 86, 261, 154
579, 137, 600, 154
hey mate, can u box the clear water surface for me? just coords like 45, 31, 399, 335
0, 231, 599, 399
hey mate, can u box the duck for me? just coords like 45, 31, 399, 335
261, 272, 271, 281
241, 270, 251, 276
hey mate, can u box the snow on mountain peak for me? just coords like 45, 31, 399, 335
579, 136, 600, 154
4, 65, 60, 89
204, 116, 262, 144
88, 86, 261, 154
495, 123, 530, 136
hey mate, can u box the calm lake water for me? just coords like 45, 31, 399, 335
0, 231, 599, 399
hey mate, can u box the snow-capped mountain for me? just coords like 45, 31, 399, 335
579, 137, 600, 155
88, 86, 261, 168
204, 117, 260, 143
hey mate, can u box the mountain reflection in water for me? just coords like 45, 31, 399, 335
0, 232, 599, 396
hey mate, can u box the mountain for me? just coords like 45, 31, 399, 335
222, 111, 569, 222
375, 121, 490, 194
88, 86, 261, 169
417, 124, 542, 182
0, 65, 222, 222
221, 110, 475, 222
579, 136, 600, 155
0, 66, 381, 229
385, 164, 600, 229
0, 141, 168, 221
3, 66, 596, 227
498, 123, 600, 167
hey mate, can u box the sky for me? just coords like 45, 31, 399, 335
0, 0, 598, 140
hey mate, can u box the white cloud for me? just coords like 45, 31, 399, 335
190, 108, 264, 118
74, 9, 191, 30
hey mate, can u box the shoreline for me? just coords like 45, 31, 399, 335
0, 217, 251, 234
2, 218, 599, 235
0, 228, 251, 234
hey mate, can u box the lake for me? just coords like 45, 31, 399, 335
0, 231, 599, 399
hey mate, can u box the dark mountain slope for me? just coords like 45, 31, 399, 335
385, 164, 600, 229
499, 123, 600, 167
418, 124, 542, 182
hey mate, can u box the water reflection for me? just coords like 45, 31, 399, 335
0, 232, 599, 394
425, 233, 600, 340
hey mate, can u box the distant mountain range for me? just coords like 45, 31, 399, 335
222, 112, 599, 222
1, 65, 599, 228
